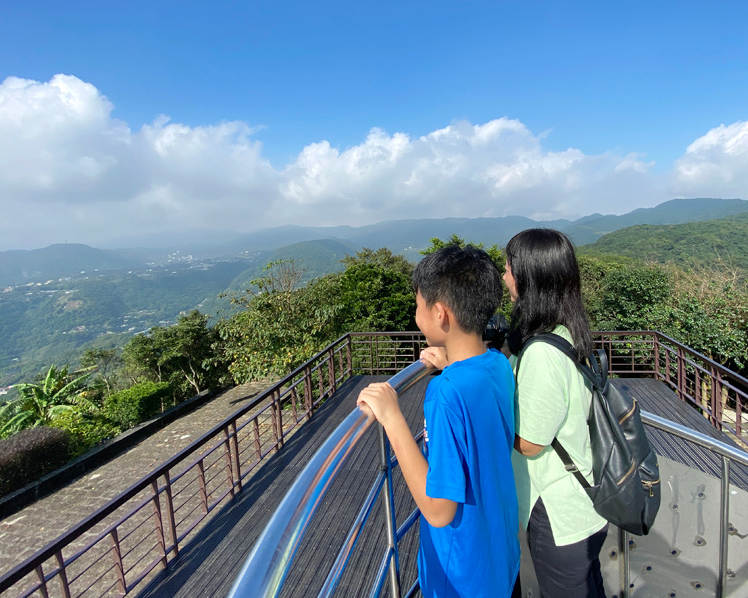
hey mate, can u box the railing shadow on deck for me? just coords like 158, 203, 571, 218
1, 331, 746, 598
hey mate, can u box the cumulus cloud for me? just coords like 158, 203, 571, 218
279, 119, 659, 224
673, 121, 748, 197
1, 74, 746, 250
0, 74, 278, 249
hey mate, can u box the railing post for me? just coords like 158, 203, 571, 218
230, 420, 243, 491
151, 480, 168, 570
677, 347, 686, 401
35, 565, 49, 598
318, 367, 325, 404
55, 550, 71, 598
346, 335, 353, 377
163, 471, 180, 558
271, 394, 282, 453
223, 427, 236, 497
110, 529, 127, 595
737, 391, 744, 439
253, 418, 262, 461
328, 347, 336, 395
304, 365, 313, 418
619, 528, 630, 598
377, 425, 401, 598
291, 387, 299, 422
654, 334, 661, 380
715, 371, 724, 431
717, 456, 731, 598
198, 461, 209, 514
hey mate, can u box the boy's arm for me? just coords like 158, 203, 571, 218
358, 383, 458, 528
514, 434, 545, 457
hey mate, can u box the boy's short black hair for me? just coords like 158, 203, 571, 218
412, 245, 502, 336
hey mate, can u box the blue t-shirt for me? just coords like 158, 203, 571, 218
418, 349, 520, 598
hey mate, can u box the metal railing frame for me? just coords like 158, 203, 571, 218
227, 360, 748, 598
592, 331, 748, 440
1, 330, 746, 597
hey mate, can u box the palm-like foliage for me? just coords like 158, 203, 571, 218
0, 365, 94, 437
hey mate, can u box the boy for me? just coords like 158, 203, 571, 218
357, 246, 520, 598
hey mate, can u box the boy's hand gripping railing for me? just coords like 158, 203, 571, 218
227, 360, 433, 598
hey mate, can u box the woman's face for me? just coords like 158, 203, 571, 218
503, 260, 518, 303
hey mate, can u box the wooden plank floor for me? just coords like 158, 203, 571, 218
134, 375, 748, 598
134, 374, 427, 598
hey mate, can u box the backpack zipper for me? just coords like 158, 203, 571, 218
616, 460, 636, 486
618, 399, 638, 425
642, 479, 660, 497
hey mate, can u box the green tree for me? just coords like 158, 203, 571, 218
80, 348, 123, 396
0, 365, 94, 437
341, 247, 413, 278
592, 264, 673, 332
421, 235, 504, 270
218, 250, 417, 383
218, 274, 344, 383
122, 311, 230, 400
338, 248, 415, 332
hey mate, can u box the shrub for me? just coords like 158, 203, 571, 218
0, 426, 72, 497
50, 411, 122, 457
104, 382, 173, 429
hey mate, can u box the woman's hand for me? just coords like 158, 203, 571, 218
420, 346, 448, 370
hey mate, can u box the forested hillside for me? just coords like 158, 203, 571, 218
562, 197, 748, 245
4, 199, 748, 392
0, 259, 258, 386
582, 212, 748, 271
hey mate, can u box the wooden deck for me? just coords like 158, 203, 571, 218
133, 374, 748, 598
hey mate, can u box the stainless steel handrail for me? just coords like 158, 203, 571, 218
638, 411, 748, 598
227, 360, 433, 598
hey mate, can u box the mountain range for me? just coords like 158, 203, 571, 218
2, 197, 747, 387
2, 197, 746, 287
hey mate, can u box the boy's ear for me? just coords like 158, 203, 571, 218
433, 302, 451, 328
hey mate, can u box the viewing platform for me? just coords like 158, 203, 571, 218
1, 332, 747, 597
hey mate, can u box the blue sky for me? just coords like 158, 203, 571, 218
2, 1, 748, 250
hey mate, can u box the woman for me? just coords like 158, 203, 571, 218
504, 228, 608, 598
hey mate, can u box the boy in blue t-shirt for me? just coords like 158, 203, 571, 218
357, 246, 520, 598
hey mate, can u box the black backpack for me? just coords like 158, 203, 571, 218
517, 333, 661, 535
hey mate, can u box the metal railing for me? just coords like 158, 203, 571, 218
2, 330, 746, 597
227, 360, 434, 598
228, 353, 748, 598
0, 333, 399, 598
633, 411, 748, 598
593, 331, 748, 441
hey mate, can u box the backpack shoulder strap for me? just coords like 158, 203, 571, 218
527, 333, 606, 390
516, 332, 597, 491
551, 438, 591, 489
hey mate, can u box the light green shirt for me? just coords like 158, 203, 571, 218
510, 326, 607, 546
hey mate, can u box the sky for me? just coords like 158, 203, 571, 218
2, 1, 748, 251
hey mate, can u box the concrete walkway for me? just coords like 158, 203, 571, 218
0, 379, 273, 578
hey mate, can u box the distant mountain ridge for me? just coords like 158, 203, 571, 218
2, 198, 747, 286
0, 244, 155, 287
561, 197, 748, 245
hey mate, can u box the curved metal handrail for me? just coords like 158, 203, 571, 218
227, 360, 433, 598
640, 411, 748, 466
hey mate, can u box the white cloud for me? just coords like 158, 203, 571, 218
280, 119, 658, 224
673, 121, 748, 196
1, 74, 747, 251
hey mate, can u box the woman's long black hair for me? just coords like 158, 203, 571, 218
505, 228, 592, 360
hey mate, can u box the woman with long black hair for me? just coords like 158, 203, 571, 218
504, 228, 608, 598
